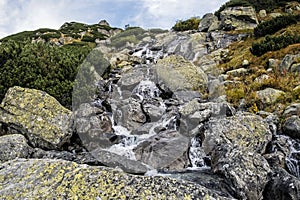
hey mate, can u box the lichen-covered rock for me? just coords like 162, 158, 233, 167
0, 86, 72, 149
212, 144, 271, 200
0, 159, 233, 199
256, 88, 285, 105
0, 134, 32, 162
220, 6, 259, 30
201, 114, 272, 199
155, 55, 208, 92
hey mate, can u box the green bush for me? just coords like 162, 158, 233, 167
0, 40, 92, 108
172, 17, 200, 31
81, 35, 95, 42
251, 34, 300, 56
254, 15, 299, 38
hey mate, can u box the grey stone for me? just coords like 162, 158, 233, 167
198, 13, 219, 32
0, 134, 32, 162
283, 115, 300, 139
134, 130, 190, 170
256, 88, 285, 105
91, 148, 150, 174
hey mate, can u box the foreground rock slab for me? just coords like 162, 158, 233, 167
0, 86, 72, 149
0, 159, 234, 200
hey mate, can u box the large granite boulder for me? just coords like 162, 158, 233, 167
155, 55, 208, 92
0, 86, 72, 149
0, 159, 233, 199
220, 6, 259, 30
201, 114, 272, 199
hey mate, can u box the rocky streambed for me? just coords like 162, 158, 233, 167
1, 25, 300, 200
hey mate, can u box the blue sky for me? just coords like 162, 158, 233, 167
0, 0, 228, 38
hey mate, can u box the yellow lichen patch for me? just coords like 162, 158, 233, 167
0, 159, 223, 199
0, 86, 72, 149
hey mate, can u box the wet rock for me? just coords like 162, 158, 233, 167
0, 159, 233, 199
115, 98, 147, 130
220, 6, 258, 31
91, 148, 150, 174
283, 115, 300, 139
264, 167, 300, 200
0, 86, 72, 149
142, 98, 166, 122
0, 134, 32, 162
134, 130, 190, 170
198, 13, 219, 32
256, 88, 285, 105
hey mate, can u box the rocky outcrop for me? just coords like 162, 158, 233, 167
0, 86, 72, 149
220, 6, 259, 31
0, 159, 233, 200
198, 13, 220, 32
279, 53, 300, 73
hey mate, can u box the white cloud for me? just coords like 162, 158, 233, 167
130, 0, 228, 28
0, 0, 228, 38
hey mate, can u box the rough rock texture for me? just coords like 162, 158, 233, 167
73, 103, 114, 151
0, 159, 233, 200
279, 53, 300, 72
256, 88, 285, 105
220, 6, 259, 31
0, 134, 32, 162
201, 114, 272, 199
0, 86, 72, 149
264, 167, 300, 200
283, 103, 300, 117
283, 115, 300, 139
134, 130, 190, 170
156, 55, 208, 92
198, 13, 220, 32
91, 148, 150, 174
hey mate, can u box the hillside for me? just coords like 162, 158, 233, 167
0, 1, 300, 199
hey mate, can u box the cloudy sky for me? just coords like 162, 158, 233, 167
0, 0, 228, 38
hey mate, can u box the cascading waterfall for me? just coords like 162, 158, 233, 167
286, 138, 300, 178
